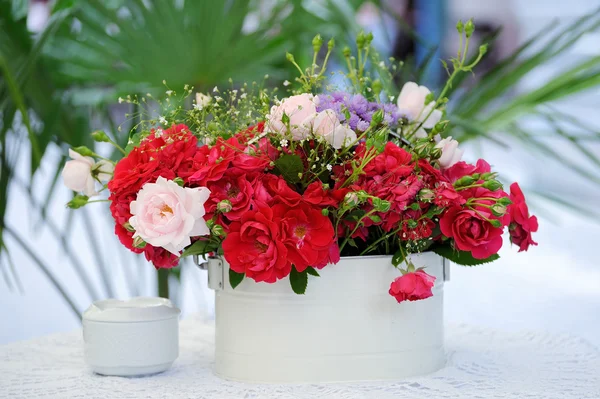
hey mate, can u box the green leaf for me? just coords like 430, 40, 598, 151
344, 209, 366, 221
432, 244, 499, 266
181, 240, 217, 257
306, 266, 320, 277
229, 269, 244, 289
289, 266, 308, 295
274, 154, 303, 184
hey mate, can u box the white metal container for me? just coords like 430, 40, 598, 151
82, 297, 180, 376
204, 253, 448, 383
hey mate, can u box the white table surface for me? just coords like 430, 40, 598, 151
1, 316, 599, 399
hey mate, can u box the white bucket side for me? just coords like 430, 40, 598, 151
213, 253, 446, 383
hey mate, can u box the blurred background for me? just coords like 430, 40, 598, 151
1, 0, 599, 345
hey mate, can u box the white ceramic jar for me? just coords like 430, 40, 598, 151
203, 253, 448, 383
82, 297, 180, 376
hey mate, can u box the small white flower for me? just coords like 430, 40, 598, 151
240, 93, 247, 99
379, 61, 385, 68
283, 80, 290, 86
280, 139, 289, 147
193, 103, 203, 111
213, 86, 218, 92
166, 90, 173, 96
154, 129, 163, 137
326, 164, 333, 171
196, 93, 212, 108
159, 116, 167, 125
118, 97, 124, 103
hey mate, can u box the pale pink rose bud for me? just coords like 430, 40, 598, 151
62, 149, 97, 197
217, 200, 233, 213
435, 136, 464, 169
344, 192, 360, 207
129, 177, 211, 256
397, 82, 442, 128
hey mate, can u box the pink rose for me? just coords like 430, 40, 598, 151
265, 94, 318, 140
129, 177, 211, 255
439, 206, 504, 259
388, 270, 436, 303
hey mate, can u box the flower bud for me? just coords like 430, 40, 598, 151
344, 192, 360, 207
479, 43, 488, 56
217, 199, 233, 213
312, 34, 323, 52
173, 177, 184, 187
432, 120, 449, 133
498, 197, 513, 206
321, 208, 330, 216
430, 147, 442, 159
481, 172, 495, 180
327, 37, 335, 50
418, 188, 435, 202
343, 46, 352, 58
123, 222, 135, 232
133, 236, 147, 249
454, 175, 476, 187
372, 79, 382, 96
71, 146, 95, 157
211, 224, 225, 237
372, 197, 391, 212
491, 203, 507, 217
483, 179, 502, 191
456, 20, 464, 33
370, 109, 384, 126
408, 202, 420, 211
356, 31, 366, 48
465, 19, 475, 38
488, 219, 502, 228
91, 130, 110, 143
66, 195, 89, 209
407, 219, 418, 229
369, 214, 382, 223
286, 52, 295, 62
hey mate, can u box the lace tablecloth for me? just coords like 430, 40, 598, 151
1, 318, 599, 399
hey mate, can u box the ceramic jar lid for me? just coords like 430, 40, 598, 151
83, 296, 180, 323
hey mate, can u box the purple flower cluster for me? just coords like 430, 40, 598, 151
316, 92, 400, 132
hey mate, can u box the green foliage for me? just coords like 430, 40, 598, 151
392, 246, 406, 267
306, 267, 320, 277
229, 269, 244, 289
432, 244, 499, 266
274, 154, 304, 184
289, 266, 308, 294
181, 240, 218, 258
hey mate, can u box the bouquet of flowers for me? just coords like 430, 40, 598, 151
62, 24, 538, 303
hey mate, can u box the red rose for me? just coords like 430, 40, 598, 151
234, 122, 265, 146
144, 245, 179, 269
114, 223, 143, 254
440, 206, 504, 259
279, 202, 337, 271
443, 159, 490, 183
253, 174, 302, 207
434, 182, 466, 208
205, 173, 254, 221
187, 137, 238, 185
508, 182, 538, 251
303, 181, 342, 208
388, 270, 436, 303
365, 142, 413, 177
222, 206, 291, 283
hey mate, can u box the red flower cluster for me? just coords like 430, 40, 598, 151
389, 270, 436, 303
109, 124, 201, 268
